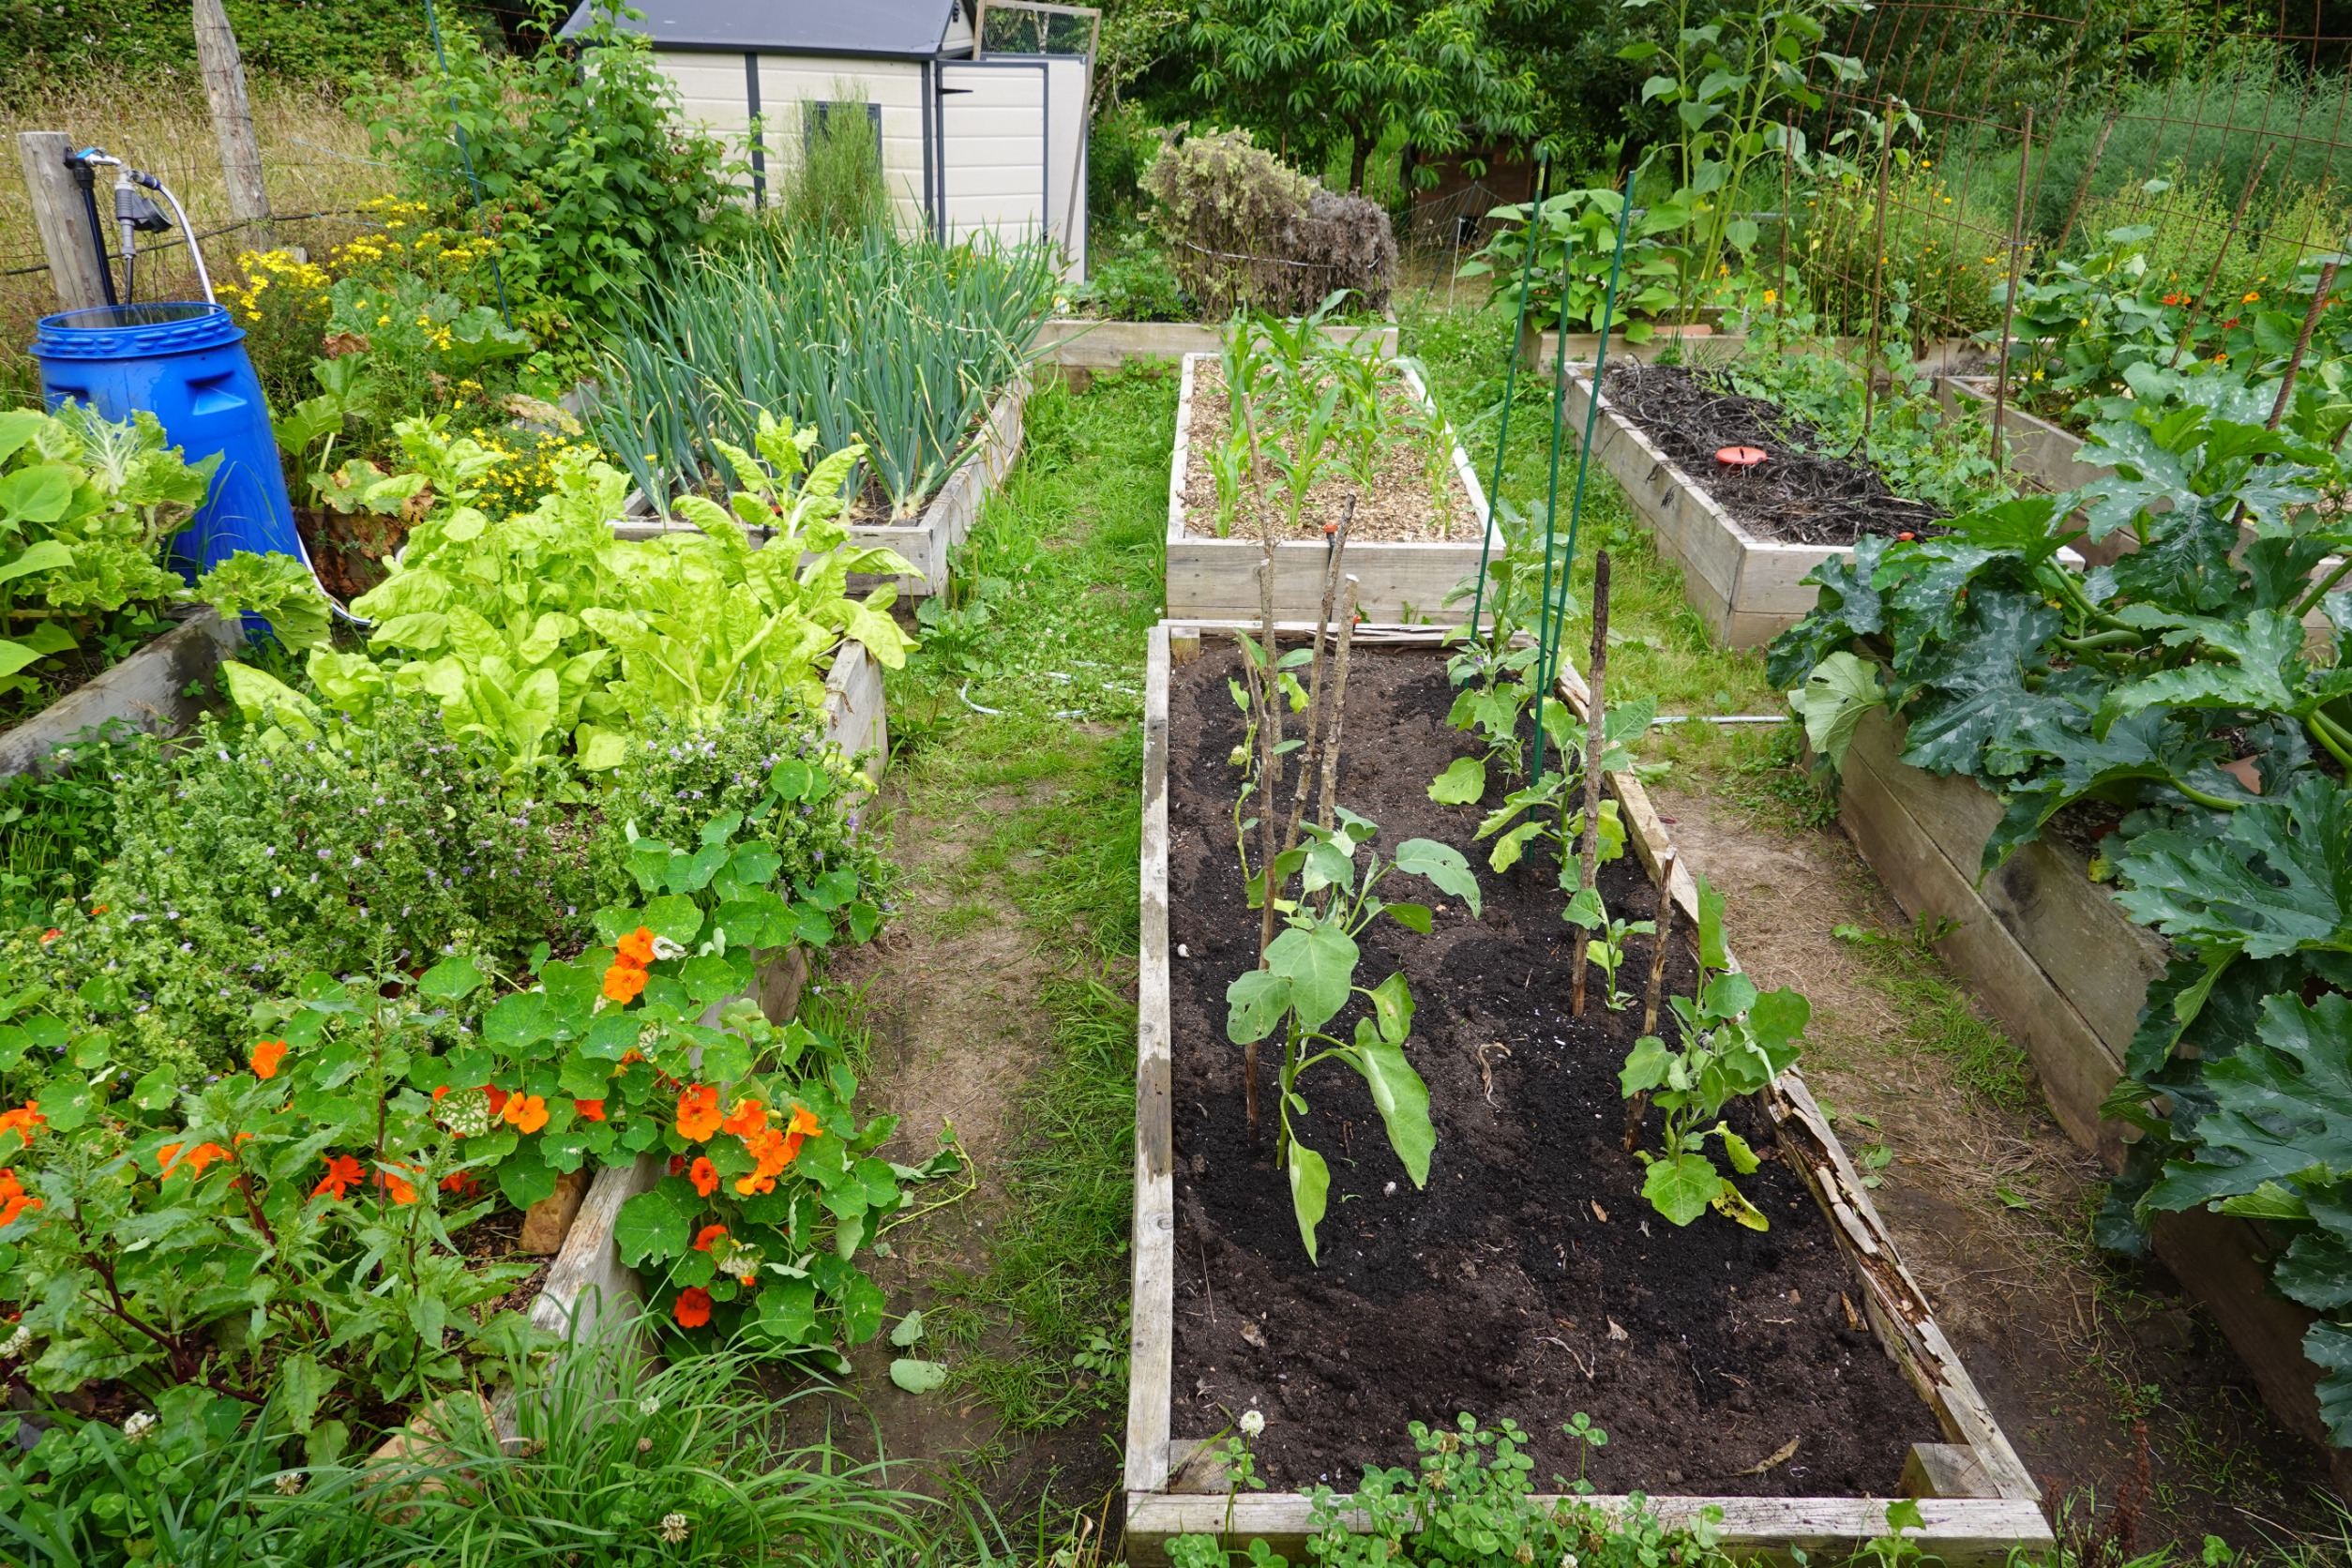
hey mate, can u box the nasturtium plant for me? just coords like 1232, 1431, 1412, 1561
1618, 876, 1807, 1229
1226, 809, 1479, 1262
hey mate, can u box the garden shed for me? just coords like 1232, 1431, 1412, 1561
560, 0, 1090, 273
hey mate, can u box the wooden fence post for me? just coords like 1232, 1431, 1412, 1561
17, 131, 113, 311
193, 0, 272, 249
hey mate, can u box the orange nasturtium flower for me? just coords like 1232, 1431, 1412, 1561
601, 961, 649, 1004
0, 1102, 43, 1140
441, 1169, 479, 1196
376, 1168, 418, 1206
615, 927, 656, 968
501, 1093, 550, 1135
574, 1099, 606, 1122
693, 1223, 729, 1253
38, 928, 59, 945
249, 1040, 289, 1079
0, 1168, 42, 1227
158, 1141, 230, 1179
673, 1287, 713, 1328
313, 1154, 365, 1200
720, 1097, 767, 1139
676, 1085, 723, 1141
689, 1156, 719, 1197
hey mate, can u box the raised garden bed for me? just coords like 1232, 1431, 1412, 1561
1042, 318, 1397, 372
1829, 708, 2352, 1499
1931, 377, 2112, 499
0, 611, 243, 778
1125, 620, 2050, 1567
1166, 355, 1495, 623
617, 376, 1030, 601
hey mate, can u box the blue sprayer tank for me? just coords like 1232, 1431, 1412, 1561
30, 302, 309, 582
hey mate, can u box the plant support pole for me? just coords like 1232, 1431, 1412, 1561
1861, 98, 1895, 444
1989, 108, 2033, 473
1625, 848, 1676, 1151
1284, 500, 1354, 852
1530, 168, 1640, 783
1314, 577, 1362, 837
1570, 551, 1612, 1019
2267, 249, 2340, 430
1469, 155, 1550, 635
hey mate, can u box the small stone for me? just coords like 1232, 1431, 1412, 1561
1177, 942, 1190, 957
1383, 1181, 1396, 1197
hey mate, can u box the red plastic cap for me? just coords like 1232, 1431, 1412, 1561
1714, 445, 1767, 467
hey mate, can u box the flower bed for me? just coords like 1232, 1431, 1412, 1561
1124, 620, 2048, 1566
1166, 342, 1493, 623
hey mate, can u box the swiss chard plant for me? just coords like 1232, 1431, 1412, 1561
1224, 810, 1479, 1263
1617, 877, 1808, 1229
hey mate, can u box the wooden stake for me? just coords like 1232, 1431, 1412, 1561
18, 133, 112, 310
1570, 551, 1612, 1018
2266, 249, 2339, 431
1283, 497, 1355, 853
1989, 108, 2034, 473
1861, 98, 1895, 444
1626, 849, 1677, 1152
2053, 106, 2119, 259
1247, 544, 1283, 1146
1313, 577, 1362, 837
193, 0, 272, 249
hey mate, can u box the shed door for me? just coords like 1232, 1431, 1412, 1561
936, 60, 1048, 245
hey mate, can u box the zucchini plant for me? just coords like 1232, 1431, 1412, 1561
1618, 876, 1808, 1229
1225, 808, 1480, 1262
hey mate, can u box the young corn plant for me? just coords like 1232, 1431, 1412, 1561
1226, 808, 1481, 1262
1618, 875, 1809, 1229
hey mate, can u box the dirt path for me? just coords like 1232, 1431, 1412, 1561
1650, 781, 2335, 1554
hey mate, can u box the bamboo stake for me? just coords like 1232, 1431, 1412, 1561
1625, 849, 1677, 1152
2266, 249, 2340, 430
1861, 98, 1896, 445
1283, 498, 1355, 852
2169, 146, 2274, 370
1989, 108, 2034, 473
2053, 107, 2118, 259
1570, 551, 1612, 1019
1247, 537, 1283, 1144
1314, 577, 1363, 837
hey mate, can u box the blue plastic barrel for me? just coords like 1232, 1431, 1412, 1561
30, 302, 307, 582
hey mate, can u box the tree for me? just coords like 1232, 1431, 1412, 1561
1184, 0, 1538, 194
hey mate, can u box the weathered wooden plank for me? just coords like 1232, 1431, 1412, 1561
1905, 1443, 1997, 1500
821, 639, 889, 781
1124, 1491, 2051, 1568
0, 611, 243, 778
530, 1153, 662, 1343
1127, 623, 1178, 1494
2149, 1208, 2326, 1450
1836, 718, 2124, 1161
1043, 317, 1397, 369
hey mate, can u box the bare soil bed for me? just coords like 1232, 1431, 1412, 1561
1601, 363, 1938, 547
1181, 363, 1480, 543
1164, 642, 1940, 1494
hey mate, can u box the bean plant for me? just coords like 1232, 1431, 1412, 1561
1618, 876, 1809, 1229
1226, 809, 1479, 1262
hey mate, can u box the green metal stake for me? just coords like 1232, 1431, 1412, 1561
1527, 171, 1641, 785
1467, 155, 1550, 641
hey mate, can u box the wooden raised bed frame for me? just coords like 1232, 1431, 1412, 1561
0, 610, 242, 778
1165, 354, 1499, 624
1042, 318, 1397, 371
1832, 710, 2352, 1496
1126, 621, 2053, 1568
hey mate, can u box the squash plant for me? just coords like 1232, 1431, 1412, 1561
1225, 810, 1480, 1262
1617, 876, 1808, 1229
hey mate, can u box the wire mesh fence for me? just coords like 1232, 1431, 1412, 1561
1791, 1, 2352, 368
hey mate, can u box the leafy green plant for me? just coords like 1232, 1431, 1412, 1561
289, 415, 912, 777
1617, 0, 1869, 315
596, 226, 1054, 520
1617, 876, 1808, 1229
1470, 697, 1653, 876
1458, 186, 1686, 339
1578, 903, 1655, 1012
1225, 809, 1479, 1261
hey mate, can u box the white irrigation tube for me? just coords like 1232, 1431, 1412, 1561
1651, 716, 1787, 725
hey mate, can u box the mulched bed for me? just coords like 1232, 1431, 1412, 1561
1600, 362, 1940, 547
1166, 642, 1939, 1495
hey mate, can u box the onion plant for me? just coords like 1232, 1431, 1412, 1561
595, 228, 1055, 520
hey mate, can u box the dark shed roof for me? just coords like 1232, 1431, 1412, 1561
558, 0, 961, 56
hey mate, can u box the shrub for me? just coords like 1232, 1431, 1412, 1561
1141, 128, 1395, 316
10, 699, 596, 1072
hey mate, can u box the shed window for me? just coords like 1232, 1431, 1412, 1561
803, 101, 883, 164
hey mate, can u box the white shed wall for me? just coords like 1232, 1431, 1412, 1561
652, 50, 929, 231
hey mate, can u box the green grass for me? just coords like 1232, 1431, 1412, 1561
875, 366, 1172, 1436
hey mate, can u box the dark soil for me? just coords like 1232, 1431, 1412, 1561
1602, 362, 1940, 547
1167, 644, 1941, 1495
294, 505, 406, 603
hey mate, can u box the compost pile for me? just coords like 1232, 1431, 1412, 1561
1602, 362, 1940, 546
